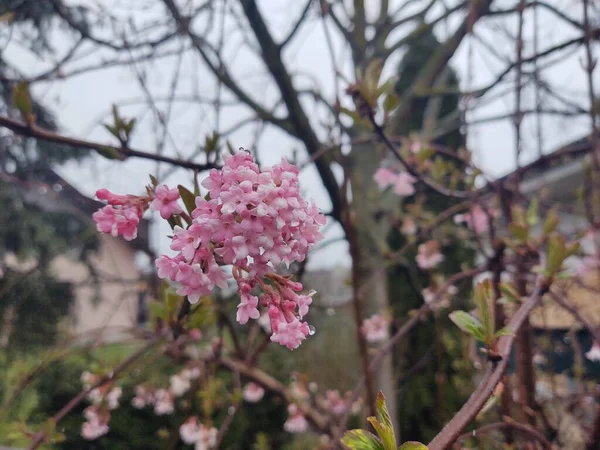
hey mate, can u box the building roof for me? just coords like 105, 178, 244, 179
496, 135, 600, 330
530, 274, 600, 330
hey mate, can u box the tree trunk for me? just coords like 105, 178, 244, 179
348, 140, 399, 433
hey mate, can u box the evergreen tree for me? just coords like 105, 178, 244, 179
388, 25, 475, 441
0, 0, 97, 352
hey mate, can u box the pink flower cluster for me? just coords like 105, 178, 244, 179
93, 185, 182, 241
80, 372, 122, 441
416, 240, 444, 270
180, 417, 218, 450
81, 406, 110, 440
155, 150, 325, 349
242, 382, 265, 403
586, 341, 600, 362
374, 167, 417, 196
454, 205, 496, 235
283, 403, 308, 433
361, 313, 390, 343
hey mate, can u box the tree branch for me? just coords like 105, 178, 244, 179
280, 0, 314, 48
0, 115, 217, 172
237, 0, 343, 221
26, 336, 162, 450
427, 278, 551, 450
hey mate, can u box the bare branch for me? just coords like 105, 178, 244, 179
237, 0, 343, 221
280, 0, 314, 48
0, 116, 217, 172
427, 278, 552, 450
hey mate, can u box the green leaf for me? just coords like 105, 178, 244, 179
339, 106, 370, 127
204, 132, 220, 154
508, 223, 529, 242
96, 146, 125, 160
494, 327, 513, 338
365, 58, 384, 96
124, 118, 136, 135
449, 311, 485, 341
253, 433, 271, 450
499, 282, 521, 304
511, 205, 527, 226
11, 81, 33, 118
341, 430, 385, 450
526, 198, 539, 226
375, 392, 394, 431
474, 280, 495, 342
102, 123, 120, 139
149, 174, 159, 187
383, 93, 400, 114
398, 443, 428, 450
546, 233, 566, 276
376, 77, 397, 97
177, 185, 197, 215
367, 417, 396, 450
149, 301, 167, 322
542, 210, 560, 236
111, 104, 122, 128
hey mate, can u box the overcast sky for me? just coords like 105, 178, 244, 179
3, 0, 598, 269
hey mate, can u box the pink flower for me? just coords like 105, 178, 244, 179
150, 185, 183, 219
454, 205, 494, 234
153, 389, 174, 415
401, 218, 417, 236
131, 385, 153, 409
284, 404, 308, 433
92, 204, 142, 241
416, 240, 444, 270
586, 341, 600, 362
189, 328, 202, 341
324, 390, 348, 416
96, 150, 324, 350
106, 387, 122, 410
296, 291, 315, 317
243, 382, 265, 403
361, 314, 390, 343
81, 406, 109, 440
393, 171, 417, 196
409, 139, 422, 154
180, 417, 202, 444
196, 425, 218, 450
270, 318, 310, 350
170, 373, 191, 397
422, 285, 457, 310
374, 167, 398, 189
180, 418, 218, 450
95, 188, 131, 206
236, 292, 260, 325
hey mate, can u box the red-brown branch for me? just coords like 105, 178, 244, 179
0, 115, 217, 172
26, 336, 162, 450
453, 421, 552, 449
427, 278, 551, 450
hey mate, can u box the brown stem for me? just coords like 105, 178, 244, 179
26, 336, 162, 450
454, 421, 552, 449
344, 197, 377, 419
218, 356, 331, 433
427, 278, 551, 450
0, 116, 217, 172
333, 267, 485, 445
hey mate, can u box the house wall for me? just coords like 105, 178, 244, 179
51, 234, 143, 342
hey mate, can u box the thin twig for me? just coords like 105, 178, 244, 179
0, 116, 217, 172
